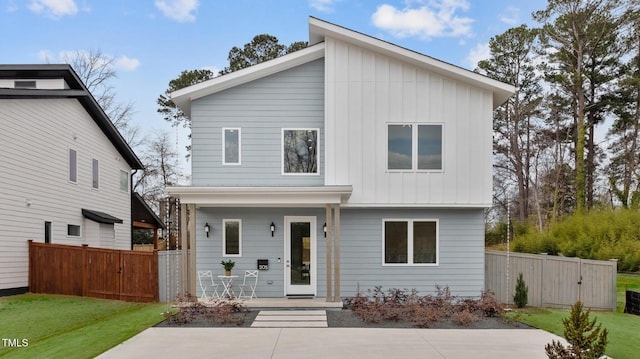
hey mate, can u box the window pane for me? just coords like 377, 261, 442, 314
120, 170, 128, 192
388, 125, 412, 169
69, 149, 77, 182
413, 221, 437, 263
283, 129, 318, 173
92, 159, 99, 189
418, 125, 442, 170
224, 221, 240, 255
385, 221, 408, 263
224, 129, 240, 164
67, 224, 80, 237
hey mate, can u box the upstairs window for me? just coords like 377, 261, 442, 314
120, 170, 129, 192
387, 124, 443, 171
69, 149, 77, 183
223, 128, 241, 165
92, 159, 99, 189
282, 128, 319, 175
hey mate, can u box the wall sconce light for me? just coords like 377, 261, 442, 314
270, 222, 276, 237
323, 223, 327, 237
204, 223, 211, 237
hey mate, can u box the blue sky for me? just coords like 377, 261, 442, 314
1, 0, 548, 175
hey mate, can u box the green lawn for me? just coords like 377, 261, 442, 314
0, 294, 168, 359
507, 273, 640, 359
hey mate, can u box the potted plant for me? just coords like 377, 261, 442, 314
221, 259, 235, 276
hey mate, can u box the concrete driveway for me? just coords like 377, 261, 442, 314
97, 327, 564, 358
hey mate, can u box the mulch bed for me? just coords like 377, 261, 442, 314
156, 309, 533, 329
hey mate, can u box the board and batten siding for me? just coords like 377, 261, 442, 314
191, 59, 325, 187
324, 37, 494, 206
339, 208, 485, 297
0, 99, 132, 291
194, 207, 484, 298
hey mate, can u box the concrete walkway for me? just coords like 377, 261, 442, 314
251, 310, 328, 327
97, 327, 564, 358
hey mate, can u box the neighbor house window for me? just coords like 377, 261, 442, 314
282, 128, 319, 174
92, 159, 99, 189
67, 224, 81, 237
387, 124, 442, 171
383, 219, 438, 265
69, 149, 77, 183
120, 170, 129, 192
14, 80, 36, 88
223, 128, 241, 165
223, 219, 241, 257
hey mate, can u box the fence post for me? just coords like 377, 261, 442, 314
28, 240, 34, 293
610, 259, 618, 311
82, 244, 89, 297
540, 253, 547, 308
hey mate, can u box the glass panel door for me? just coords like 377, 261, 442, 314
285, 216, 316, 295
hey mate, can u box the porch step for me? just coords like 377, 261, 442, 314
250, 310, 327, 328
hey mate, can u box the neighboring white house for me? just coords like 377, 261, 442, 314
167, 17, 515, 300
0, 64, 144, 295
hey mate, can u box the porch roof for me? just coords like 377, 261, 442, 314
165, 186, 352, 207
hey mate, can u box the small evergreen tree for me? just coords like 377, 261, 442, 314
545, 301, 608, 359
513, 272, 528, 308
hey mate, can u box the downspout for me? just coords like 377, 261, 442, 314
130, 169, 137, 250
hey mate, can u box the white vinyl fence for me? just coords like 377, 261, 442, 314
158, 250, 182, 302
485, 250, 617, 311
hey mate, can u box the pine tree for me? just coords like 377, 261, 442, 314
513, 272, 528, 308
545, 301, 608, 359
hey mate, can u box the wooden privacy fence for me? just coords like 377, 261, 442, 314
29, 241, 159, 302
485, 250, 617, 311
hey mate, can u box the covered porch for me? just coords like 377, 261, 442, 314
166, 186, 352, 303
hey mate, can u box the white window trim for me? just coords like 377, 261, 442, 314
381, 218, 439, 266
91, 158, 100, 190
119, 170, 129, 192
386, 123, 444, 173
222, 127, 241, 165
67, 224, 81, 238
281, 128, 320, 176
222, 219, 242, 257
68, 148, 78, 184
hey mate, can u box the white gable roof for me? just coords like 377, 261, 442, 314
308, 17, 514, 108
171, 17, 515, 115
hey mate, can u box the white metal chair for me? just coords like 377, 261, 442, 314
238, 270, 259, 299
197, 270, 220, 300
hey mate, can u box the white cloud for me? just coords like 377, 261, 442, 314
465, 42, 489, 69
371, 0, 473, 40
309, 0, 341, 13
499, 6, 520, 25
155, 0, 198, 22
114, 56, 140, 71
28, 0, 78, 19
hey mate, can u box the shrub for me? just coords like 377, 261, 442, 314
545, 301, 608, 359
513, 272, 528, 308
452, 308, 478, 325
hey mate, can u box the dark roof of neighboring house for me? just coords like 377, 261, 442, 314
0, 64, 143, 169
132, 193, 166, 229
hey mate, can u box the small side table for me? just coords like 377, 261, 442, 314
217, 275, 238, 298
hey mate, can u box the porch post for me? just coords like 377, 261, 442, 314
188, 204, 197, 295
179, 203, 188, 296
325, 204, 333, 302
333, 205, 340, 302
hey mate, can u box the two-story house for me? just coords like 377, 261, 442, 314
167, 17, 514, 300
0, 64, 144, 296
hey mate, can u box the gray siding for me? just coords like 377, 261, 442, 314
339, 208, 485, 298
191, 59, 325, 187
195, 207, 485, 298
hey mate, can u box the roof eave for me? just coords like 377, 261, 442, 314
170, 43, 326, 117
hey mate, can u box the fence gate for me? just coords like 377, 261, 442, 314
29, 241, 159, 302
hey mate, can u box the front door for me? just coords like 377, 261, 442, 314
284, 216, 316, 296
